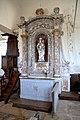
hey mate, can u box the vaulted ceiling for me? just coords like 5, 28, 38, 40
0, 0, 80, 39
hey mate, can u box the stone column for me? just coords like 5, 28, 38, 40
18, 16, 28, 76
21, 35, 28, 75
52, 29, 61, 75
51, 7, 64, 76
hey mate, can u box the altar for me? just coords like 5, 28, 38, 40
20, 76, 60, 113
20, 78, 54, 101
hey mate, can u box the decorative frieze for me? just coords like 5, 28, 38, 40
27, 19, 53, 36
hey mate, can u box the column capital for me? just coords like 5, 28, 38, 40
21, 35, 28, 41
52, 29, 60, 36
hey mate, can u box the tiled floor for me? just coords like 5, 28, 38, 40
52, 100, 80, 120
0, 97, 80, 120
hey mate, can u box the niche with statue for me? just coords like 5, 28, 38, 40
35, 33, 48, 62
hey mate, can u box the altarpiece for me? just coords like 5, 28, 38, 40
18, 7, 70, 105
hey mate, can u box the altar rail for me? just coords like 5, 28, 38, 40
52, 82, 59, 113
